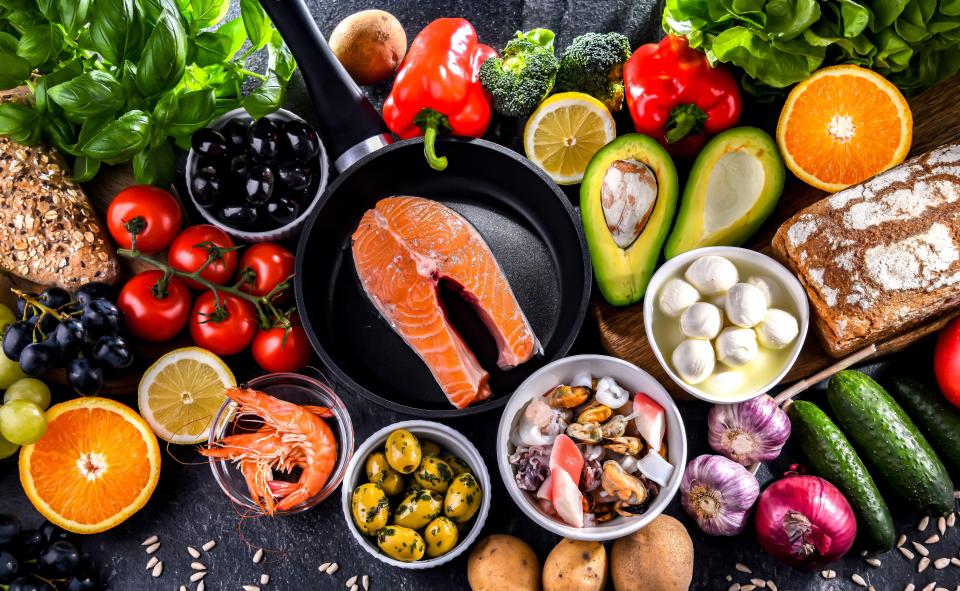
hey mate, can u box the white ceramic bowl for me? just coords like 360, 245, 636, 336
643, 246, 809, 404
340, 420, 491, 569
497, 354, 687, 541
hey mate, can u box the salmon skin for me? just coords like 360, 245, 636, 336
351, 196, 541, 409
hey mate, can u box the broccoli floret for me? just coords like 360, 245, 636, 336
555, 32, 632, 112
480, 29, 559, 118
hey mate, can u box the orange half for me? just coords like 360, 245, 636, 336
777, 65, 912, 193
19, 397, 161, 534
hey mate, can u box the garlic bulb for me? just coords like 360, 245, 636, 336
658, 278, 700, 317
725, 283, 767, 328
707, 394, 791, 465
672, 339, 715, 384
681, 454, 760, 536
680, 302, 722, 339
715, 327, 758, 368
685, 256, 738, 295
756, 308, 799, 349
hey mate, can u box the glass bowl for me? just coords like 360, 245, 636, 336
207, 372, 354, 515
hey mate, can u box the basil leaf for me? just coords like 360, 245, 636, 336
42, 114, 77, 151
49, 70, 126, 119
16, 23, 61, 68
0, 50, 31, 89
0, 102, 39, 144
136, 9, 187, 97
161, 88, 216, 137
36, 0, 58, 22
89, 0, 143, 66
190, 0, 228, 28
69, 115, 111, 156
0, 32, 18, 54
82, 109, 151, 164
240, 0, 271, 50
242, 70, 285, 120
58, 0, 91, 37
133, 140, 174, 186
194, 31, 233, 66
71, 155, 100, 182
269, 29, 296, 81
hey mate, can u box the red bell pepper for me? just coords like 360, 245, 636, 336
623, 35, 741, 158
382, 18, 497, 171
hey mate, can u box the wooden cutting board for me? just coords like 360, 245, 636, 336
595, 74, 960, 399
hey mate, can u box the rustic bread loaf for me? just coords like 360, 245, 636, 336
772, 142, 960, 357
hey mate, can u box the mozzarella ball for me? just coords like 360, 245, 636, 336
658, 278, 700, 317
756, 308, 800, 349
680, 302, 721, 340
725, 283, 768, 328
746, 275, 779, 306
715, 327, 759, 368
671, 339, 715, 385
684, 256, 738, 295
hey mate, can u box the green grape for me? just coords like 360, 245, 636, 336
4, 378, 51, 410
0, 304, 14, 333
0, 433, 18, 460
0, 399, 47, 445
0, 338, 26, 389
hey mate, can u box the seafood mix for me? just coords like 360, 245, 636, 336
508, 373, 674, 528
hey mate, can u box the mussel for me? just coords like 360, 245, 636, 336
601, 460, 648, 506
566, 422, 603, 444
547, 384, 591, 408
600, 414, 631, 438
603, 436, 643, 456
576, 401, 613, 424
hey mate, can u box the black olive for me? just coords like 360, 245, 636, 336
280, 119, 321, 162
229, 155, 249, 178
219, 203, 259, 227
191, 128, 228, 160
195, 158, 221, 180
267, 196, 300, 225
221, 118, 249, 154
247, 118, 280, 162
244, 164, 274, 205
276, 161, 312, 194
191, 175, 220, 208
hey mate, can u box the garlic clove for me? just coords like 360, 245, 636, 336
756, 308, 799, 349
685, 256, 738, 295
659, 278, 701, 317
715, 327, 759, 368
672, 339, 715, 384
725, 283, 768, 328
680, 302, 722, 340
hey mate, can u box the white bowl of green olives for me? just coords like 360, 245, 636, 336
341, 420, 491, 569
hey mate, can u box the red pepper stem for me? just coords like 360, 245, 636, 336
415, 109, 450, 171
664, 103, 708, 144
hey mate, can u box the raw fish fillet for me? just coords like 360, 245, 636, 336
351, 196, 540, 408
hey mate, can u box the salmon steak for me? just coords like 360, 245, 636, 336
351, 196, 541, 409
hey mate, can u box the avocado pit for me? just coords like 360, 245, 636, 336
601, 158, 659, 249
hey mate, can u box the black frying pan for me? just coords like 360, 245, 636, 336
262, 0, 592, 417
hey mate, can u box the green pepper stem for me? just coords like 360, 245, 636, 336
414, 109, 450, 171
664, 103, 708, 144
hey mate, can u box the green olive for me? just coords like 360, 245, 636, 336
444, 472, 482, 523
401, 481, 424, 499
385, 429, 421, 474
413, 456, 455, 493
393, 489, 443, 530
423, 516, 459, 558
366, 452, 405, 495
441, 453, 472, 476
376, 526, 425, 562
350, 483, 389, 535
419, 439, 442, 458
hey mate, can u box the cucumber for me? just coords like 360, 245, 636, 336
787, 400, 895, 551
827, 370, 955, 515
890, 377, 960, 476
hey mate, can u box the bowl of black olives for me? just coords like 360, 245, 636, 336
186, 108, 328, 241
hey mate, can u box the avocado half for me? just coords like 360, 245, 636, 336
664, 127, 785, 260
580, 133, 678, 306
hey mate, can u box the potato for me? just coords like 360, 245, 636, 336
543, 538, 606, 591
611, 515, 693, 591
468, 534, 541, 591
328, 10, 407, 85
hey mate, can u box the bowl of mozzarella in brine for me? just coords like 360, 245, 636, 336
644, 247, 809, 403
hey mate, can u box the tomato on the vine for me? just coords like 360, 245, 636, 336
169, 225, 238, 289
189, 292, 256, 356
107, 185, 183, 253
238, 243, 296, 298
252, 323, 312, 373
117, 271, 192, 342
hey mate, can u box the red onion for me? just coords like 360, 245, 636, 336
755, 474, 857, 569
681, 454, 760, 536
708, 394, 791, 465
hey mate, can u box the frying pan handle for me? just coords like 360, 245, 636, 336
259, 0, 392, 172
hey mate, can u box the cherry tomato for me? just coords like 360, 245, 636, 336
935, 316, 960, 409
238, 243, 296, 298
252, 323, 312, 373
107, 185, 183, 253
117, 271, 192, 342
169, 225, 238, 289
189, 291, 256, 356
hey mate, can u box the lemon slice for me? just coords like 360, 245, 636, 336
524, 92, 616, 185
138, 347, 236, 444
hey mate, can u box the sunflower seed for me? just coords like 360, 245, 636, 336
362, 575, 369, 591
253, 548, 264, 564
898, 535, 908, 548
926, 534, 941, 544
141, 535, 158, 546
920, 516, 931, 531
939, 516, 947, 536
145, 556, 158, 570
145, 542, 160, 554
187, 546, 200, 559
327, 563, 340, 575
190, 572, 206, 582
914, 542, 930, 556
767, 582, 777, 591
919, 557, 931, 572
866, 557, 882, 567
935, 558, 951, 569
261, 574, 269, 585
935, 588, 949, 591
741, 586, 756, 591
150, 561, 162, 577
821, 570, 836, 579
904, 585, 915, 591
242, 586, 260, 591
191, 562, 205, 571
179, 586, 186, 591
197, 581, 205, 591
951, 557, 960, 566
860, 550, 868, 557
726, 576, 733, 582
922, 584, 935, 591
728, 585, 740, 591
319, 562, 331, 572
852, 574, 868, 587
347, 576, 358, 587
735, 563, 752, 574
750, 579, 766, 588
350, 587, 358, 591
900, 547, 916, 560
948, 513, 957, 528
202, 540, 216, 551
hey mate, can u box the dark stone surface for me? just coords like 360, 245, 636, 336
1, 2, 958, 590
